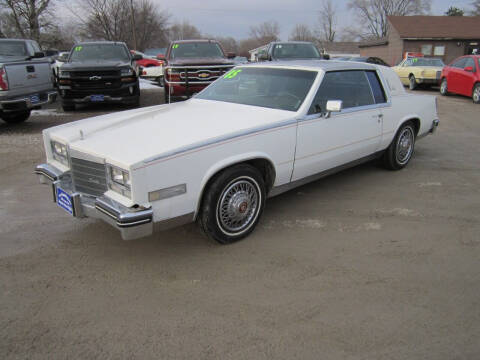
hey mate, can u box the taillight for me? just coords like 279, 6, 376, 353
0, 67, 8, 91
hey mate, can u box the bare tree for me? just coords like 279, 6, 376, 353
316, 0, 337, 42
249, 20, 280, 43
168, 20, 202, 41
0, 0, 54, 43
348, 0, 431, 39
289, 24, 315, 42
78, 0, 169, 50
210, 36, 238, 53
469, 0, 480, 15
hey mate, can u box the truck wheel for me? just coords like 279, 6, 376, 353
0, 110, 31, 124
383, 121, 416, 170
473, 84, 480, 104
409, 75, 417, 90
440, 78, 449, 96
199, 164, 266, 244
62, 103, 75, 112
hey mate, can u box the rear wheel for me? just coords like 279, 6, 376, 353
473, 83, 480, 104
383, 121, 416, 170
199, 164, 266, 244
440, 78, 449, 96
0, 110, 31, 124
409, 75, 417, 90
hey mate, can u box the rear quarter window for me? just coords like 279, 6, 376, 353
365, 71, 387, 104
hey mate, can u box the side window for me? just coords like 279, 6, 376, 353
308, 70, 375, 114
31, 41, 41, 52
451, 58, 466, 68
25, 41, 35, 56
465, 58, 475, 69
365, 71, 387, 104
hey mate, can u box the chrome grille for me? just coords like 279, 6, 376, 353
70, 157, 107, 197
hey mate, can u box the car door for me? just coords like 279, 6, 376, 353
448, 57, 467, 94
456, 57, 477, 97
292, 70, 384, 181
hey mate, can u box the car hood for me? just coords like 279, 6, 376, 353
168, 57, 234, 66
45, 99, 294, 169
61, 60, 131, 70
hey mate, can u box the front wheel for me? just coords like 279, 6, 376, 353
0, 110, 31, 124
440, 78, 449, 96
383, 121, 416, 170
473, 83, 480, 104
199, 164, 266, 244
409, 75, 417, 90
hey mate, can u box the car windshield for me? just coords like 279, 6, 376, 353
0, 41, 28, 57
69, 44, 130, 62
272, 43, 321, 59
170, 42, 224, 59
195, 67, 317, 112
407, 58, 444, 67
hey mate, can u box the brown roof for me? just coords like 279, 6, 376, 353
358, 39, 389, 48
322, 42, 360, 54
388, 16, 480, 40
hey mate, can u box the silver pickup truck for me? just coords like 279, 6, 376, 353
0, 39, 57, 124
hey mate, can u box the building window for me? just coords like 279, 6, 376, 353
421, 44, 432, 56
434, 46, 445, 56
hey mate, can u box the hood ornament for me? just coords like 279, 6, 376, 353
79, 130, 84, 140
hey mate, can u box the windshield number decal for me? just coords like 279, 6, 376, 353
172, 44, 179, 49
224, 69, 242, 79
74, 46, 83, 52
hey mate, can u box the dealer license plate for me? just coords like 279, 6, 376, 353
56, 187, 74, 215
30, 94, 40, 104
90, 95, 105, 102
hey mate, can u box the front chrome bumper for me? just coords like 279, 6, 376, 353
35, 163, 153, 240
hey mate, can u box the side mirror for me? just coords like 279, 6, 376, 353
227, 52, 236, 59
325, 100, 343, 118
133, 54, 142, 61
464, 66, 474, 72
156, 54, 166, 61
33, 52, 45, 58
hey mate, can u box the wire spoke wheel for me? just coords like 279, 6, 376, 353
396, 126, 414, 165
473, 85, 480, 103
216, 177, 260, 236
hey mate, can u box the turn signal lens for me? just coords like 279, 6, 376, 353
0, 67, 8, 91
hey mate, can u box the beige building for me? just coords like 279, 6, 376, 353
359, 16, 480, 66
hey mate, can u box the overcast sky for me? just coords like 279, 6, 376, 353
152, 0, 474, 39
152, 0, 473, 39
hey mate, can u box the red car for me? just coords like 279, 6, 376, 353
130, 50, 162, 67
440, 55, 480, 104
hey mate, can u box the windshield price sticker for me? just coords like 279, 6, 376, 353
224, 69, 242, 79
74, 46, 83, 52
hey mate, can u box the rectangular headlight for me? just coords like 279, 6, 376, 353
107, 164, 131, 198
59, 70, 70, 78
121, 68, 134, 76
50, 140, 68, 166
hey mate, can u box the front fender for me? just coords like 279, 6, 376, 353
194, 152, 276, 218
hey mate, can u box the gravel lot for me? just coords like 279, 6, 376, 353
1, 84, 479, 359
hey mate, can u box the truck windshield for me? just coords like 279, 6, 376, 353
69, 44, 130, 62
195, 67, 317, 112
170, 43, 224, 59
0, 41, 28, 57
272, 43, 321, 59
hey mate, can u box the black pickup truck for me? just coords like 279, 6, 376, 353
57, 42, 141, 111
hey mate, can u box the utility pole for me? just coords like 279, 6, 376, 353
130, 0, 137, 50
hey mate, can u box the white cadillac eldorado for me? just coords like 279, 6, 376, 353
35, 61, 439, 243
